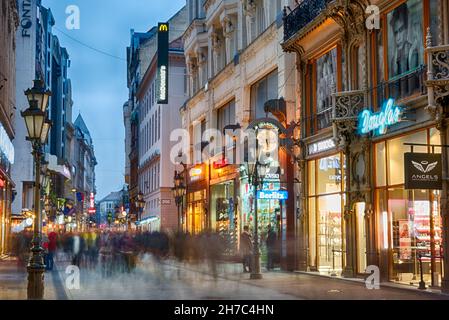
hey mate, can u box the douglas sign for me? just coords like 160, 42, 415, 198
404, 153, 442, 190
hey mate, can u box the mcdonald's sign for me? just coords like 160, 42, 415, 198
157, 22, 169, 104
159, 24, 168, 32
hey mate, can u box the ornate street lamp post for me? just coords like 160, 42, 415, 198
172, 171, 186, 232
21, 80, 51, 300
245, 132, 271, 280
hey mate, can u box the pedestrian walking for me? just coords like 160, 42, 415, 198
266, 224, 277, 271
240, 226, 253, 273
46, 230, 58, 271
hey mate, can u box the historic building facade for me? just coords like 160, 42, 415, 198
182, 0, 297, 267
282, 0, 449, 291
125, 6, 188, 230
0, 0, 19, 255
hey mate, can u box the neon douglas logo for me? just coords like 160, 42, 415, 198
358, 99, 402, 135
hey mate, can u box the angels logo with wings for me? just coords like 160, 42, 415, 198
411, 161, 438, 173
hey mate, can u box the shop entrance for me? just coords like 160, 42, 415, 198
211, 181, 237, 254
187, 190, 206, 235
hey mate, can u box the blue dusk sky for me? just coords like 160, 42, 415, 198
41, 0, 186, 200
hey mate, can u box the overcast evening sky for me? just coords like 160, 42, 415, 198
41, 0, 185, 200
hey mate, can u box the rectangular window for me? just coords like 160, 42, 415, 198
250, 70, 278, 120
158, 106, 161, 140
376, 0, 427, 101
217, 100, 236, 133
315, 48, 337, 130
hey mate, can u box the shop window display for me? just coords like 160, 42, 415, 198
211, 182, 237, 255
240, 175, 282, 265
375, 128, 443, 287
308, 153, 345, 274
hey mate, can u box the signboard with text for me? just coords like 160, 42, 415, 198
157, 22, 169, 104
404, 153, 442, 190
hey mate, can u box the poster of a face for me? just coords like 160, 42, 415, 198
387, 0, 424, 78
399, 220, 412, 260
316, 48, 337, 112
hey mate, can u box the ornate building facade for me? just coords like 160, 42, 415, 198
0, 0, 19, 255
282, 0, 449, 291
182, 0, 298, 268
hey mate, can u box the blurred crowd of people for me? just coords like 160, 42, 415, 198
9, 226, 279, 276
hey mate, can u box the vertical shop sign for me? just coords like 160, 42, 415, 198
157, 23, 169, 104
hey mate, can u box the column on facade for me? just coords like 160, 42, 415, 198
187, 55, 199, 96
221, 15, 235, 65
196, 47, 208, 88
210, 27, 222, 75
243, 0, 256, 45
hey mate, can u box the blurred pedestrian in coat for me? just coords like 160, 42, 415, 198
240, 226, 253, 273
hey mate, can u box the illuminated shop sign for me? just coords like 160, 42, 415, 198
157, 23, 169, 104
257, 190, 288, 200
0, 123, 14, 164
358, 99, 402, 135
308, 138, 336, 155
404, 153, 442, 190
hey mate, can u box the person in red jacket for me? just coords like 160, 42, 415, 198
46, 231, 58, 271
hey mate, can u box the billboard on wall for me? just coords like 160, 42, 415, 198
404, 153, 442, 190
157, 22, 169, 104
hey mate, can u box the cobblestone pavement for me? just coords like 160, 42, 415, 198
54, 255, 449, 300
0, 258, 64, 300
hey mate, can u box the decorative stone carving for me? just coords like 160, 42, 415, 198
425, 27, 449, 123
331, 89, 366, 148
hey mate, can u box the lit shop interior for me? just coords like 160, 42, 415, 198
240, 171, 284, 261
210, 181, 238, 255
375, 128, 443, 287
307, 153, 348, 275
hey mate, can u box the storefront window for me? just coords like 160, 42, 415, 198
316, 155, 342, 194
211, 182, 237, 254
187, 190, 206, 235
375, 128, 443, 286
317, 194, 343, 272
387, 130, 427, 186
308, 153, 345, 274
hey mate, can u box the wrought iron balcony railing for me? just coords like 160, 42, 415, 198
283, 0, 334, 42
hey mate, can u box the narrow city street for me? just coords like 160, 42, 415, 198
2, 256, 445, 300
3, 0, 449, 306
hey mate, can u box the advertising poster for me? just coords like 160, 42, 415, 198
399, 220, 412, 260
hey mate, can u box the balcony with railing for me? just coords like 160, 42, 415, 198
376, 66, 428, 107
283, 0, 334, 42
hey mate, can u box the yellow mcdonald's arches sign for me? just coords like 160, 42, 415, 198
159, 24, 168, 32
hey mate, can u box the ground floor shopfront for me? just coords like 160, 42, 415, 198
301, 125, 447, 288
185, 161, 290, 266
0, 171, 13, 255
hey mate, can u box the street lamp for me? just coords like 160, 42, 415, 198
135, 192, 145, 228
172, 171, 186, 232
21, 79, 51, 300
244, 126, 273, 280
